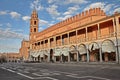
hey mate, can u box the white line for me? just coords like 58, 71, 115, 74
24, 71, 29, 73
66, 75, 111, 80
54, 71, 77, 75
45, 77, 59, 80
87, 76, 111, 80
7, 69, 15, 73
32, 73, 42, 76
17, 72, 34, 79
34, 77, 59, 80
1, 67, 6, 70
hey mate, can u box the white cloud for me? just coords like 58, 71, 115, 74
64, 5, 80, 15
57, 15, 72, 21
84, 2, 105, 11
65, 0, 88, 4
46, 5, 60, 17
30, 0, 44, 11
83, 2, 114, 15
22, 16, 31, 21
39, 27, 43, 31
48, 0, 55, 4
6, 23, 12, 27
0, 28, 28, 40
39, 19, 48, 26
0, 11, 7, 15
114, 8, 120, 13
9, 11, 21, 19
103, 4, 114, 13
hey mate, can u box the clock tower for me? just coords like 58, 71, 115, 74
29, 9, 39, 42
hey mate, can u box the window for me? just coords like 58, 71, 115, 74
34, 28, 36, 32
34, 21, 36, 25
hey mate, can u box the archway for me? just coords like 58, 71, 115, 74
44, 50, 49, 62
78, 44, 87, 62
69, 45, 78, 62
89, 42, 100, 62
102, 40, 116, 62
61, 47, 69, 62
50, 49, 54, 62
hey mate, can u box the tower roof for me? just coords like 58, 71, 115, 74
31, 9, 38, 18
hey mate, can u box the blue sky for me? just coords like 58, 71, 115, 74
0, 0, 120, 53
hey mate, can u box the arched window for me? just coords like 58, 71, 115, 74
34, 21, 36, 25
34, 28, 36, 32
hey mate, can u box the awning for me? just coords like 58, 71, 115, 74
54, 49, 61, 56
89, 43, 99, 51
39, 51, 44, 57
31, 51, 40, 57
61, 48, 69, 56
78, 45, 87, 55
44, 50, 49, 56
69, 50, 78, 54
102, 40, 115, 53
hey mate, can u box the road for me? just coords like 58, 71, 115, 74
0, 62, 120, 80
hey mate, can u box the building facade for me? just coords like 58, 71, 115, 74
19, 39, 30, 61
0, 53, 21, 62
29, 8, 120, 63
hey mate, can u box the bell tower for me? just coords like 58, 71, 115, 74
29, 9, 39, 42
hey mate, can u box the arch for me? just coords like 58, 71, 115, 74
78, 44, 87, 61
101, 39, 116, 62
44, 50, 49, 62
88, 42, 100, 62
50, 49, 54, 62
69, 45, 78, 61
61, 47, 69, 62
69, 45, 76, 51
78, 44, 87, 55
102, 39, 115, 53
88, 42, 99, 51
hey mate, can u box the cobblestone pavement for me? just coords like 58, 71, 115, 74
0, 62, 120, 80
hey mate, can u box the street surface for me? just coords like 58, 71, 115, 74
0, 62, 120, 80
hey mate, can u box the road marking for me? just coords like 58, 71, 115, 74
32, 73, 42, 76
1, 67, 6, 70
24, 71, 29, 73
17, 72, 34, 79
54, 71, 77, 75
66, 75, 111, 80
7, 69, 15, 73
34, 77, 59, 80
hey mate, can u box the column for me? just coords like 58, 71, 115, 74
97, 24, 100, 39
48, 50, 50, 62
115, 17, 119, 35
68, 54, 70, 62
54, 37, 56, 47
48, 38, 50, 49
86, 47, 89, 62
61, 35, 62, 46
77, 51, 79, 62
114, 17, 120, 64
76, 30, 77, 44
113, 19, 116, 36
68, 33, 70, 44
115, 46, 118, 63
48, 39, 50, 62
99, 47, 103, 62
85, 27, 88, 41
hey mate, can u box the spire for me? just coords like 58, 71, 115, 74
31, 9, 38, 18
